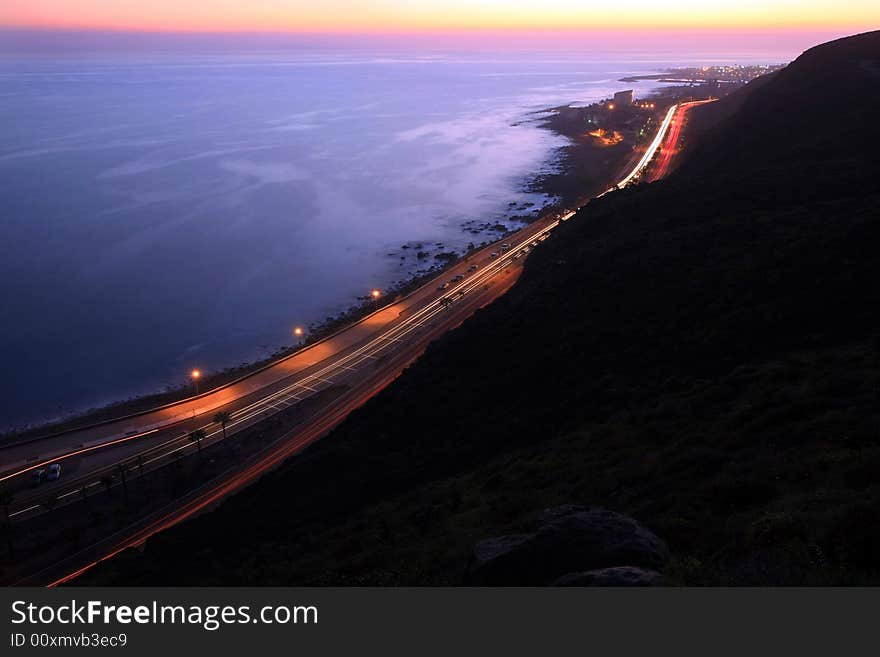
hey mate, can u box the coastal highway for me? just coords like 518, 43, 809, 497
615, 102, 679, 189
649, 99, 715, 181
9, 218, 558, 586
1, 97, 703, 585
1, 220, 566, 524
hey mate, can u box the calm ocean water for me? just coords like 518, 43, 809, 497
0, 48, 782, 429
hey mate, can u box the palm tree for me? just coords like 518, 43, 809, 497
213, 411, 232, 441
188, 429, 206, 457
0, 489, 15, 560
116, 463, 130, 508
100, 475, 114, 500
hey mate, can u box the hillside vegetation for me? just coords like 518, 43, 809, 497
85, 31, 880, 585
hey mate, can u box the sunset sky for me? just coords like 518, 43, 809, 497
2, 0, 878, 33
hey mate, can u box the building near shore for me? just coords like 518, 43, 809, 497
613, 89, 634, 107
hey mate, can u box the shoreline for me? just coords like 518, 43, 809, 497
0, 72, 728, 442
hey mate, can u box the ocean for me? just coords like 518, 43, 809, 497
0, 48, 784, 429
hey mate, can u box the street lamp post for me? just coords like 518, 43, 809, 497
293, 326, 304, 347
190, 369, 201, 396
371, 289, 380, 311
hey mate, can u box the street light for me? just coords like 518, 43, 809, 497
190, 369, 201, 395
293, 326, 304, 347
371, 289, 380, 311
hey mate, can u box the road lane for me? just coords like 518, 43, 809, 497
2, 96, 704, 511
2, 218, 560, 520
3, 99, 704, 511
3, 96, 703, 584
649, 99, 715, 181
615, 102, 679, 189
0, 222, 552, 475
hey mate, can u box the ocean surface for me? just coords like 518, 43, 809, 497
0, 48, 783, 429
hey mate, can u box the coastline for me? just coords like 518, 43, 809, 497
0, 73, 714, 443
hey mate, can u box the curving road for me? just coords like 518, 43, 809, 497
1, 97, 705, 585
649, 99, 715, 181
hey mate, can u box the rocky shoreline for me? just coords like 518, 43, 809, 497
0, 77, 707, 442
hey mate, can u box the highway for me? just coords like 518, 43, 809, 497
648, 100, 715, 181
615, 102, 679, 189
0, 97, 703, 585
0, 222, 560, 512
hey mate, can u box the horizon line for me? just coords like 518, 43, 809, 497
2, 25, 875, 35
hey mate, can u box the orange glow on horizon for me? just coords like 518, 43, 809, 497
2, 1, 878, 34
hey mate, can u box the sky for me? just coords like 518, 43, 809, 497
2, 0, 878, 33
0, 1, 876, 55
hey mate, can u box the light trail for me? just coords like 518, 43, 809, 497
0, 429, 160, 484
650, 100, 715, 180
6, 94, 681, 514
4, 92, 679, 511
5, 220, 553, 520
614, 102, 679, 189
9, 95, 701, 585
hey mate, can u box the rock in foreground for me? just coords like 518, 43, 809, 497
552, 566, 664, 587
467, 506, 668, 585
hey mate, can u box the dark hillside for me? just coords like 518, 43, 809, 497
679, 30, 880, 200
684, 71, 778, 142
83, 31, 880, 585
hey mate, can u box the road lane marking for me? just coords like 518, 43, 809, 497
5, 102, 694, 519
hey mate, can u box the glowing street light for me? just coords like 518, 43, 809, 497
371, 289, 381, 311
190, 369, 201, 395
293, 326, 305, 347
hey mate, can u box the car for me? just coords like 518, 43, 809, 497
490, 252, 499, 259
47, 463, 62, 481
31, 468, 46, 484
501, 243, 511, 250
531, 241, 539, 247
468, 264, 479, 271
437, 282, 450, 291
453, 274, 464, 282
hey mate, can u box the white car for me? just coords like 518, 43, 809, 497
47, 463, 62, 481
